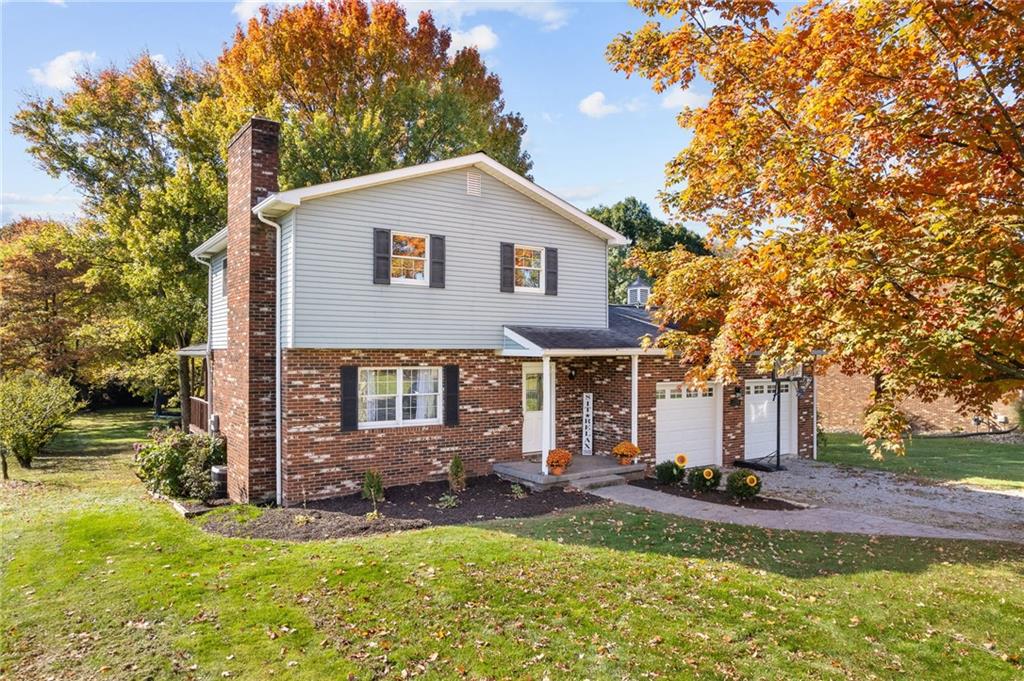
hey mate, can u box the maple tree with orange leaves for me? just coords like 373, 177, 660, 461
609, 0, 1023, 455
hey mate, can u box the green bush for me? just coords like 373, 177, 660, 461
448, 454, 466, 493
654, 460, 683, 485
0, 371, 81, 477
687, 466, 721, 492
134, 428, 226, 499
435, 492, 460, 509
726, 469, 763, 499
362, 470, 384, 503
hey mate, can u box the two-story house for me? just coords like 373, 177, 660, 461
185, 117, 817, 505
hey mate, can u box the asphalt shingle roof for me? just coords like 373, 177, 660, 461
507, 306, 663, 350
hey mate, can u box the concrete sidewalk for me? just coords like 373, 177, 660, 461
591, 484, 1010, 542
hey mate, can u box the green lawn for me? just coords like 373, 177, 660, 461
821, 432, 1024, 491
2, 410, 1023, 679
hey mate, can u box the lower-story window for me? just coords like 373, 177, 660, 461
359, 367, 441, 427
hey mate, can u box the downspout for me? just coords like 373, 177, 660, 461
191, 252, 214, 428
256, 209, 283, 507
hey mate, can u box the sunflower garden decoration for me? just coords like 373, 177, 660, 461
687, 465, 721, 492
726, 469, 763, 499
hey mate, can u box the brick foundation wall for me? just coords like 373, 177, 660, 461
816, 369, 1014, 433
220, 117, 281, 503
280, 349, 530, 504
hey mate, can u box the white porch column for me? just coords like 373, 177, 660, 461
541, 355, 553, 474
630, 354, 639, 445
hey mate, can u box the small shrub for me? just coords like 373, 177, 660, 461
509, 483, 527, 499
435, 492, 460, 509
362, 470, 384, 503
448, 455, 466, 493
654, 460, 683, 485
365, 509, 382, 521
0, 371, 81, 477
687, 466, 721, 492
293, 514, 315, 526
726, 469, 762, 499
134, 428, 226, 499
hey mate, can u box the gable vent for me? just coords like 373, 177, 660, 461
466, 169, 482, 196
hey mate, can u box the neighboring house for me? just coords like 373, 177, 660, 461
184, 117, 817, 505
817, 370, 1018, 434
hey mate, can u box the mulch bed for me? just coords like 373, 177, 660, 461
199, 507, 429, 541
632, 477, 804, 511
196, 475, 603, 542
307, 474, 603, 525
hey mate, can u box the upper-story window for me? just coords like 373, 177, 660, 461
391, 232, 428, 284
514, 245, 544, 292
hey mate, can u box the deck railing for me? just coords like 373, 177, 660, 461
188, 396, 209, 433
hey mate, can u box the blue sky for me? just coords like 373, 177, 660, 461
1, 1, 709, 227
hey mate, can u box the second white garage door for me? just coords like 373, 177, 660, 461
655, 382, 722, 467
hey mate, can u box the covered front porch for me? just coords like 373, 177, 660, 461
176, 343, 210, 433
500, 306, 661, 486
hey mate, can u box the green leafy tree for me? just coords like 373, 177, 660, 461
0, 371, 81, 478
13, 55, 225, 426
587, 197, 707, 303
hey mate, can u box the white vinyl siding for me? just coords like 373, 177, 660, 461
290, 169, 608, 348
209, 252, 228, 349
279, 211, 295, 348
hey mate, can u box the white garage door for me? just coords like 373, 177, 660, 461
744, 380, 797, 460
655, 383, 721, 467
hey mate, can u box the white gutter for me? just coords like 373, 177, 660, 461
255, 209, 284, 507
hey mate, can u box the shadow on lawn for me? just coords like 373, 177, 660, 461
44, 408, 163, 459
485, 505, 1024, 580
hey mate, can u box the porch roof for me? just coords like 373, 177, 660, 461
176, 343, 208, 357
503, 306, 666, 356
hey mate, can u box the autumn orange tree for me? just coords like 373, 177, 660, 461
610, 0, 1024, 455
217, 0, 532, 188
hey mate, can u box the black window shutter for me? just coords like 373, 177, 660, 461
499, 242, 514, 292
221, 258, 228, 297
545, 247, 558, 296
429, 235, 445, 288
340, 366, 359, 431
373, 228, 391, 284
443, 364, 459, 426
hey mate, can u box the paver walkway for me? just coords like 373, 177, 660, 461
591, 484, 1010, 542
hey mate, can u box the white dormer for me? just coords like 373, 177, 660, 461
626, 276, 651, 307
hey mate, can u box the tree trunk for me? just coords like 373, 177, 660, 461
178, 354, 191, 431
1, 451, 8, 481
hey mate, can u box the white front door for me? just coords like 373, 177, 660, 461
744, 380, 797, 459
655, 382, 722, 467
522, 363, 544, 453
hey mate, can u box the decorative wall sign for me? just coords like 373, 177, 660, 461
582, 393, 593, 455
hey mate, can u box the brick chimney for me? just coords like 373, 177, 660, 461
222, 117, 280, 503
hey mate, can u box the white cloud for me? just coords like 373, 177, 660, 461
449, 24, 499, 54
578, 91, 621, 119
28, 50, 98, 90
662, 86, 711, 110
48, 0, 67, 6
2, 192, 79, 206
402, 2, 569, 31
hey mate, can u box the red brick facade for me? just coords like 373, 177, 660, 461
219, 117, 281, 503
273, 349, 816, 504
817, 369, 1016, 433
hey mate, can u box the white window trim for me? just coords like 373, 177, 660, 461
513, 244, 545, 293
358, 366, 443, 429
391, 231, 430, 286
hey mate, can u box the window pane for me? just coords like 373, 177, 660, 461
514, 267, 540, 288
391, 257, 425, 281
361, 369, 397, 396
392, 233, 426, 258
403, 394, 438, 420
515, 247, 541, 269
524, 373, 543, 411
360, 396, 397, 422
403, 368, 439, 394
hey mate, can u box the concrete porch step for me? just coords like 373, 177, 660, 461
493, 455, 647, 491
570, 475, 627, 491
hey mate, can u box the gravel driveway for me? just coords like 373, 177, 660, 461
759, 458, 1024, 543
